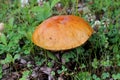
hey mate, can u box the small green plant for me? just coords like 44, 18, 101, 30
112, 73, 120, 80
0, 65, 2, 79
92, 58, 99, 69
19, 70, 31, 80
73, 72, 91, 80
92, 74, 100, 80
101, 72, 110, 79
0, 53, 20, 64
57, 65, 67, 74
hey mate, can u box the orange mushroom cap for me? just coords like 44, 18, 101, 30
32, 15, 93, 51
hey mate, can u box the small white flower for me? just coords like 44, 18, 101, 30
37, 0, 43, 3
92, 20, 101, 32
21, 0, 29, 7
92, 20, 101, 28
94, 20, 101, 26
85, 13, 96, 22
37, 0, 46, 6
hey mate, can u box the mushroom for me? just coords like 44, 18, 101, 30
32, 15, 93, 51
